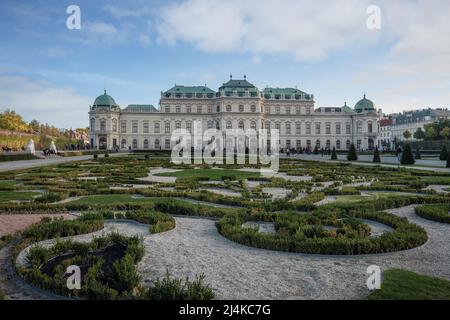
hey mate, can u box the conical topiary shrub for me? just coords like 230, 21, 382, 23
347, 144, 358, 161
440, 145, 448, 161
401, 143, 415, 165
415, 148, 421, 160
373, 146, 381, 163
331, 147, 337, 160
313, 146, 319, 154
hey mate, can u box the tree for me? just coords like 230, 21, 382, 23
0, 109, 30, 132
400, 144, 415, 165
413, 128, 426, 140
447, 153, 450, 168
313, 146, 319, 154
331, 147, 337, 160
403, 130, 412, 140
440, 146, 448, 161
425, 126, 438, 140
440, 127, 450, 140
415, 148, 421, 160
373, 146, 381, 163
347, 144, 358, 161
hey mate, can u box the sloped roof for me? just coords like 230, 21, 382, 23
123, 105, 158, 113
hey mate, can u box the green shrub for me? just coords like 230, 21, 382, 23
415, 204, 450, 224
145, 272, 214, 300
331, 147, 337, 160
111, 254, 141, 292
347, 144, 358, 161
401, 144, 415, 165
93, 154, 98, 159
415, 148, 421, 160
373, 147, 381, 163
440, 146, 448, 161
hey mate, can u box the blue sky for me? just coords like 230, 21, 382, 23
0, 0, 449, 128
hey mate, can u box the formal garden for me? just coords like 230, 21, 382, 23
0, 153, 449, 300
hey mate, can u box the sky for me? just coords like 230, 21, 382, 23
0, 0, 450, 128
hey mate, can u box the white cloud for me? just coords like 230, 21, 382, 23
0, 75, 91, 128
155, 0, 374, 61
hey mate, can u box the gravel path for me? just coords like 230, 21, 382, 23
139, 206, 450, 300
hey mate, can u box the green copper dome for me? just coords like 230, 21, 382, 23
355, 94, 375, 113
341, 101, 353, 113
93, 90, 118, 107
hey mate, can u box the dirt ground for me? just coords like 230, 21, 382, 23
0, 214, 73, 237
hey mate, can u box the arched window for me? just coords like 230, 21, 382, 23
112, 119, 117, 132
265, 121, 271, 133
226, 121, 232, 129
155, 139, 160, 149
238, 120, 244, 130
186, 121, 192, 133
165, 121, 170, 133
207, 120, 213, 129
250, 121, 256, 130
368, 121, 373, 133
336, 140, 341, 150
175, 121, 181, 129
275, 122, 280, 131
216, 121, 220, 130
121, 139, 127, 149
132, 139, 138, 149
143, 139, 149, 149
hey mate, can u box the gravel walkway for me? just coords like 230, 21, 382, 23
139, 206, 450, 300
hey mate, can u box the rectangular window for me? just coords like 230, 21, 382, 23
143, 121, 149, 134
208, 106, 213, 113
296, 107, 301, 115
296, 140, 301, 149
315, 123, 321, 135
132, 121, 138, 133
306, 123, 311, 135
121, 121, 127, 133
336, 123, 341, 135
285, 107, 290, 115
265, 106, 270, 114
165, 122, 170, 133
164, 106, 170, 113
197, 106, 202, 113
165, 139, 170, 149
296, 122, 301, 135
176, 106, 181, 113
186, 106, 191, 113
306, 107, 311, 115
326, 123, 331, 135
154, 122, 160, 133
346, 123, 351, 134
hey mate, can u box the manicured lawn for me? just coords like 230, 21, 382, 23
156, 168, 260, 180
66, 194, 156, 205
0, 180, 17, 187
0, 191, 40, 201
367, 269, 450, 300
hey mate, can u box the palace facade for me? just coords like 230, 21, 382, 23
89, 76, 382, 152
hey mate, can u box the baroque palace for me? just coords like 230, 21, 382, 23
89, 76, 381, 152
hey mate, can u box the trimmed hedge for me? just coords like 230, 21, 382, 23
415, 204, 450, 224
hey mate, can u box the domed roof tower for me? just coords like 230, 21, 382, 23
354, 94, 375, 113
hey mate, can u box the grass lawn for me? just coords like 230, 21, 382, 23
0, 180, 17, 187
66, 194, 156, 205
367, 269, 450, 300
156, 168, 260, 180
0, 191, 40, 201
